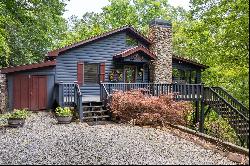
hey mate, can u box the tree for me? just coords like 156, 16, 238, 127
173, 0, 249, 106
0, 0, 68, 68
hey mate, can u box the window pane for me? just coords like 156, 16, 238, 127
84, 63, 99, 84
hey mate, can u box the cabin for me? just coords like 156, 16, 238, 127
1, 19, 248, 146
1, 19, 208, 111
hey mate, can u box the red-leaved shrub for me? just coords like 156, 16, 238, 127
109, 90, 193, 126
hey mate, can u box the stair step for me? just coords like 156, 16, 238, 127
83, 115, 110, 120
219, 111, 232, 115
83, 106, 104, 108
229, 118, 248, 123
83, 110, 108, 114
232, 123, 249, 127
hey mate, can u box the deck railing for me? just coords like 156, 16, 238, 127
100, 83, 204, 103
56, 82, 83, 121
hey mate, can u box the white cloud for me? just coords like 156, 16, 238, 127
63, 0, 190, 19
63, 0, 110, 19
168, 0, 190, 10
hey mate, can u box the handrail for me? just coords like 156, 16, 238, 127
204, 87, 249, 121
102, 84, 110, 97
211, 87, 249, 117
204, 87, 249, 147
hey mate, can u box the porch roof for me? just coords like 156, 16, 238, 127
113, 46, 157, 60
173, 55, 209, 69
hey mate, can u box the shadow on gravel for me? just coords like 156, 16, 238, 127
86, 121, 115, 126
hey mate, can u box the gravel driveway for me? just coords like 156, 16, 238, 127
0, 112, 235, 165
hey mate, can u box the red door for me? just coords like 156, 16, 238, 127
30, 76, 47, 111
13, 75, 30, 109
13, 75, 47, 111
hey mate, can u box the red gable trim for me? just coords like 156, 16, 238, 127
114, 46, 156, 60
1, 60, 56, 74
47, 26, 152, 57
173, 55, 209, 69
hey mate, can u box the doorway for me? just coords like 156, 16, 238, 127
13, 75, 47, 111
124, 65, 136, 83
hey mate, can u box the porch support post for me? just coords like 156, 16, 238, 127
193, 101, 199, 124
199, 83, 205, 133
199, 101, 205, 133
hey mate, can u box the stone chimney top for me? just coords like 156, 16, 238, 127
149, 19, 172, 28
148, 18, 173, 84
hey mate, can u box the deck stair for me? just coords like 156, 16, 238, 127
82, 102, 110, 121
204, 87, 249, 146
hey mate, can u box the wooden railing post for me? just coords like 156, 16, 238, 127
100, 82, 103, 102
79, 94, 83, 122
58, 81, 64, 107
74, 81, 77, 103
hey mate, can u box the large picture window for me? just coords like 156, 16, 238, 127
84, 63, 99, 84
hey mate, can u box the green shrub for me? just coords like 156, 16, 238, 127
1, 109, 30, 119
204, 110, 240, 145
55, 107, 73, 117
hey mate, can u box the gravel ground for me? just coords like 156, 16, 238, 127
0, 112, 236, 165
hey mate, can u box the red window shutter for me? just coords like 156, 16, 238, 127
100, 62, 105, 82
77, 61, 84, 85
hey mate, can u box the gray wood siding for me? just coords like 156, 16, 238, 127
7, 67, 56, 110
56, 32, 149, 97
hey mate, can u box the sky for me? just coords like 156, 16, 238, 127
63, 0, 190, 19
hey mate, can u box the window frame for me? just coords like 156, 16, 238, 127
83, 63, 100, 84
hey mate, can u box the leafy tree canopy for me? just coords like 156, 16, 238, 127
0, 0, 68, 67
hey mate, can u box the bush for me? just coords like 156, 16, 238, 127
55, 107, 73, 117
109, 90, 193, 126
204, 110, 240, 146
0, 109, 30, 119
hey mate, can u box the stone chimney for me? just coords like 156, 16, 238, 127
148, 19, 173, 84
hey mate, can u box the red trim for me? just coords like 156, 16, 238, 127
114, 46, 156, 60
1, 60, 56, 74
100, 62, 105, 82
47, 26, 152, 57
172, 55, 209, 69
77, 61, 84, 85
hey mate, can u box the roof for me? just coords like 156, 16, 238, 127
172, 55, 209, 69
114, 46, 156, 60
0, 60, 56, 74
47, 26, 152, 57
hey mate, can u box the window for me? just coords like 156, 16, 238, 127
126, 35, 139, 46
84, 63, 99, 84
172, 68, 180, 80
109, 69, 123, 82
